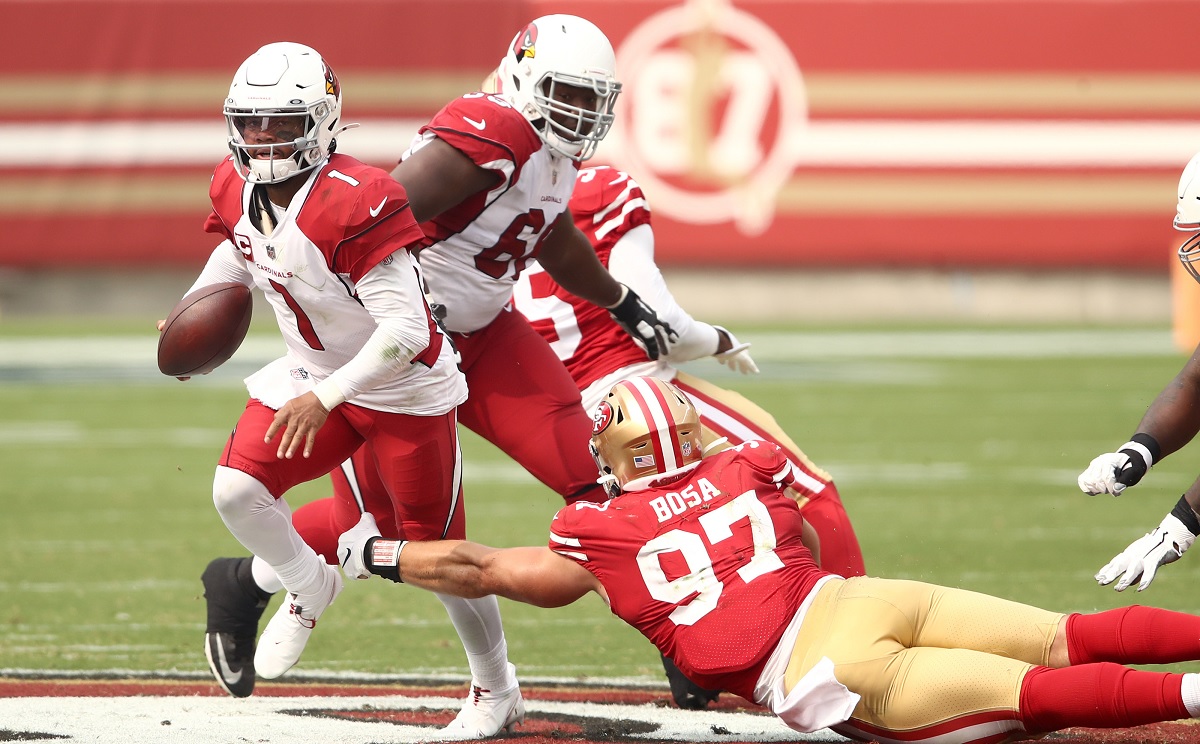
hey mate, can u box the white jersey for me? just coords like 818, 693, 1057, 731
402, 93, 578, 333
202, 154, 467, 415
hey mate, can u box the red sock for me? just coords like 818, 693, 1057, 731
1067, 606, 1200, 665
1019, 664, 1187, 733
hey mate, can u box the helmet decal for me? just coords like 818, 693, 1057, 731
632, 454, 656, 469
591, 401, 614, 434
589, 376, 703, 495
322, 62, 340, 98
512, 24, 538, 62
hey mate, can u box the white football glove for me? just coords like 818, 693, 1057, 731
1078, 452, 1134, 495
1095, 513, 1196, 592
712, 325, 759, 375
338, 512, 382, 580
1077, 439, 1154, 496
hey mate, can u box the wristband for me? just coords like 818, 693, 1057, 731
1123, 433, 1162, 469
604, 284, 629, 310
364, 537, 408, 583
1171, 495, 1200, 537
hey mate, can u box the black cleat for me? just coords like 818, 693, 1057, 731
201, 557, 270, 698
662, 652, 721, 710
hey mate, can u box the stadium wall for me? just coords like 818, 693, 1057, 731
3, 0, 1197, 274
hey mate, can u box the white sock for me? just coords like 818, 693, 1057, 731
271, 544, 326, 598
437, 593, 515, 691
251, 556, 284, 595
1182, 673, 1200, 718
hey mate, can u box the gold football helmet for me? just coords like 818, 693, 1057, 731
590, 376, 704, 497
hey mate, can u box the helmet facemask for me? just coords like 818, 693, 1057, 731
530, 74, 619, 162
590, 377, 704, 498
224, 42, 346, 184
1175, 152, 1200, 283
496, 15, 621, 162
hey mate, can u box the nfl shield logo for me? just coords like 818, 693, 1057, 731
266, 244, 276, 260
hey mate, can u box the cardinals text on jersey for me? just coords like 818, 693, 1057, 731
402, 93, 580, 333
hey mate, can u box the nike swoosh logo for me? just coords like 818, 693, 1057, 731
339, 548, 351, 569
462, 116, 486, 131
215, 641, 243, 684
369, 197, 388, 218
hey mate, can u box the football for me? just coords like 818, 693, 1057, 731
157, 282, 253, 377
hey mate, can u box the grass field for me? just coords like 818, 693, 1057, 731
3, 319, 1200, 684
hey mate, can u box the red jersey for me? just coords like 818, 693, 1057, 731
516, 166, 649, 390
548, 442, 829, 701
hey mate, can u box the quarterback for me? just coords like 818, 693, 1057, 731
184, 42, 524, 740
339, 376, 1200, 744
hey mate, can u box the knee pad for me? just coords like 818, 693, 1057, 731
212, 466, 275, 522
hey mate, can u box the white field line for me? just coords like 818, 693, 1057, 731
0, 329, 1179, 374
0, 685, 848, 743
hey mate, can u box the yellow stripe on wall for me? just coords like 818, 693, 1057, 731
0, 171, 1176, 216
7, 72, 1200, 116
772, 172, 1176, 215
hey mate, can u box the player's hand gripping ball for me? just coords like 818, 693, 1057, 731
157, 282, 253, 377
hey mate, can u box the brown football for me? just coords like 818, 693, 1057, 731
157, 282, 253, 377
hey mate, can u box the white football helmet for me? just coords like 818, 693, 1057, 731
495, 15, 621, 162
224, 42, 345, 184
590, 377, 704, 498
1176, 151, 1200, 282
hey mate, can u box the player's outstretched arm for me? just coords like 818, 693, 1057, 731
338, 514, 600, 607
1081, 351, 1200, 496
540, 216, 678, 359
538, 213, 624, 306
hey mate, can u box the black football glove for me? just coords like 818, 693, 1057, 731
608, 285, 678, 361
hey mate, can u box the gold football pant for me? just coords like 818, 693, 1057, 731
784, 576, 1064, 742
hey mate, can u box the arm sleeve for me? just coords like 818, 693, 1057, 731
185, 241, 254, 295
606, 224, 720, 361
312, 251, 435, 409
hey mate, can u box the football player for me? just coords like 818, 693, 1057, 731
200, 17, 674, 736
183, 42, 526, 738
512, 164, 864, 708
339, 376, 1200, 744
1079, 149, 1200, 592
514, 165, 864, 581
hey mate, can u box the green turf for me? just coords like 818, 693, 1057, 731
3, 322, 1199, 680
